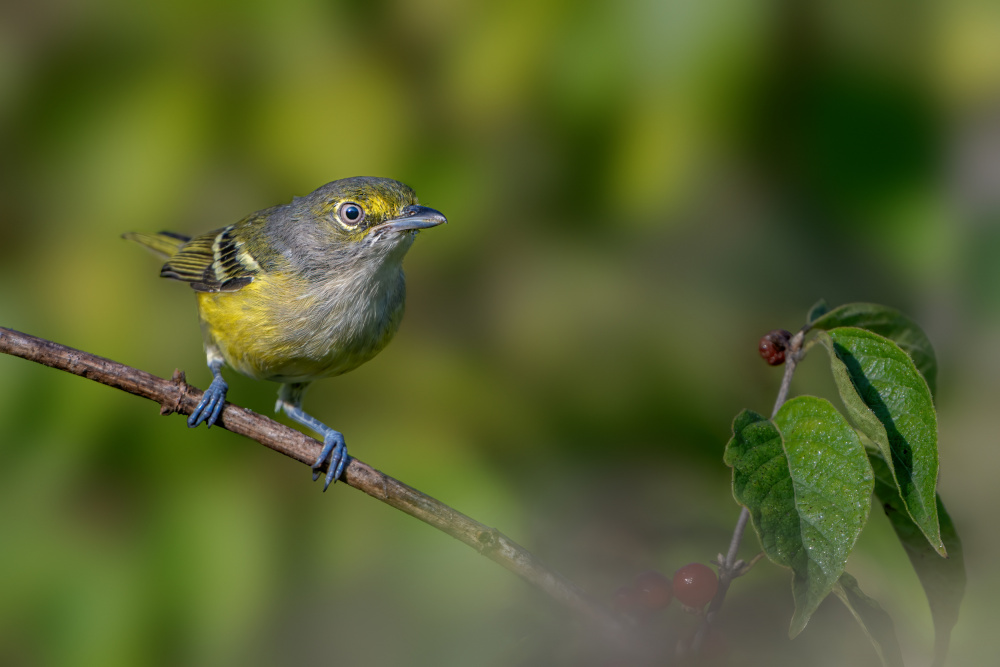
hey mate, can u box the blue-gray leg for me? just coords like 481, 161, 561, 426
276, 382, 348, 491
188, 358, 228, 428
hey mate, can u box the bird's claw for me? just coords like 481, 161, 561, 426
311, 430, 348, 491
188, 376, 228, 428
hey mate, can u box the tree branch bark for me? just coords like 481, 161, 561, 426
0, 325, 621, 633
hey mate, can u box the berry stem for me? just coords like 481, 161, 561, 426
690, 327, 807, 654
770, 329, 805, 419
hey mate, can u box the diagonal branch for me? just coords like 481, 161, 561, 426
0, 325, 621, 633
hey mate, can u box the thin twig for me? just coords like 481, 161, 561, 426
0, 325, 622, 633
724, 508, 751, 567
770, 329, 804, 419
690, 328, 806, 653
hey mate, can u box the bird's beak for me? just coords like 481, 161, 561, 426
377, 205, 448, 233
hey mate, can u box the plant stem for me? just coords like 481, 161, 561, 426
771, 330, 804, 419
690, 328, 806, 653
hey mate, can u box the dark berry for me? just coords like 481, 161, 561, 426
759, 329, 792, 366
633, 569, 673, 612
672, 563, 719, 608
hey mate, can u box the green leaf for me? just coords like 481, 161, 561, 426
724, 398, 873, 636
810, 302, 938, 397
806, 299, 830, 324
833, 572, 905, 667
871, 452, 965, 667
818, 327, 944, 555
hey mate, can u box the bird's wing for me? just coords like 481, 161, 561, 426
161, 225, 261, 293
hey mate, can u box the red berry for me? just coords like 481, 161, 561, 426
758, 329, 792, 366
672, 563, 719, 608
633, 570, 673, 612
758, 338, 784, 365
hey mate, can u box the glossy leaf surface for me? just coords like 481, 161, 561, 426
820, 327, 944, 554
725, 398, 872, 636
811, 302, 937, 397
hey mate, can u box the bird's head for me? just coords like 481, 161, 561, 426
271, 177, 446, 278
301, 176, 446, 247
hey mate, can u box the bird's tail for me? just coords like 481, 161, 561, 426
122, 231, 192, 260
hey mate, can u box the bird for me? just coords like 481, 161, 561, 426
124, 176, 447, 489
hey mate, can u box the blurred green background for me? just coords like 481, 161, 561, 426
1, 0, 999, 665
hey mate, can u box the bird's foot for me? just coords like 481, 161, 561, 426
188, 376, 228, 428
311, 429, 349, 491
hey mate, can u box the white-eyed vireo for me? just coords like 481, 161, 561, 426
125, 177, 447, 489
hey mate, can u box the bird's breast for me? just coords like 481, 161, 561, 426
197, 265, 407, 383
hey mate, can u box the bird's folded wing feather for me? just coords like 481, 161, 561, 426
161, 224, 261, 293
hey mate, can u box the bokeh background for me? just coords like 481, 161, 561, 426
1, 0, 998, 665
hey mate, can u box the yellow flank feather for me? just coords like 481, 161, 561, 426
195, 266, 406, 384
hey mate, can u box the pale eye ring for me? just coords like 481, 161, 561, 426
338, 202, 365, 226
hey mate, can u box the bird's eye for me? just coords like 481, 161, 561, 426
338, 202, 365, 226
